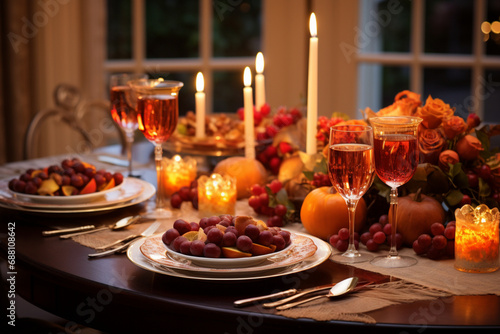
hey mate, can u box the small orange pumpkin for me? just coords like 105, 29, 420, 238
391, 188, 446, 246
300, 186, 366, 240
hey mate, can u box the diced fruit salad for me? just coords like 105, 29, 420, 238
8, 158, 123, 196
162, 215, 292, 258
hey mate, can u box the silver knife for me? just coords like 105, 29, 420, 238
234, 283, 340, 308
42, 225, 95, 236
88, 222, 160, 258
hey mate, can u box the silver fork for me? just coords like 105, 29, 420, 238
88, 222, 160, 258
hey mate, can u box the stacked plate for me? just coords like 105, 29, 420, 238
0, 177, 155, 214
127, 232, 332, 281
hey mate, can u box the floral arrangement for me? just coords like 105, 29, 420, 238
364, 90, 500, 220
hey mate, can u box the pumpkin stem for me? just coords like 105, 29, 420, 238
414, 188, 423, 202
328, 187, 337, 195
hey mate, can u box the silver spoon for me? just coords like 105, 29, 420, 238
276, 277, 359, 310
59, 215, 142, 239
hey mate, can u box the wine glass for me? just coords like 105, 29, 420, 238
370, 116, 422, 268
129, 78, 184, 219
328, 124, 375, 263
109, 73, 147, 177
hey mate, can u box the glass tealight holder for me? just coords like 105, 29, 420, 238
161, 155, 197, 197
454, 204, 499, 273
198, 173, 237, 217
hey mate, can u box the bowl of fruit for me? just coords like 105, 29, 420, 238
7, 158, 124, 205
161, 215, 293, 268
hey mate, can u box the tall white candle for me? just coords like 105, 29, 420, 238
243, 67, 255, 159
195, 72, 205, 138
255, 52, 266, 110
306, 13, 318, 155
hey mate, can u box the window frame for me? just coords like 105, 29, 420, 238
356, 0, 500, 120
104, 0, 256, 115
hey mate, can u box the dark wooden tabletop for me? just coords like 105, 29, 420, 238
1, 148, 499, 333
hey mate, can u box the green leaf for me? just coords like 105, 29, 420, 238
453, 168, 469, 189
302, 171, 314, 181
476, 129, 490, 152
275, 188, 289, 204
445, 189, 463, 207
449, 162, 463, 178
478, 178, 491, 197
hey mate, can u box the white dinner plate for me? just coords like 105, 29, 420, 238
128, 232, 331, 280
0, 177, 155, 214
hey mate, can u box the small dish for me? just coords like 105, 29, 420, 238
163, 241, 293, 268
8, 180, 124, 205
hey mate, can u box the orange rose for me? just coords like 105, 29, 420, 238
455, 135, 483, 161
363, 90, 421, 119
418, 126, 446, 165
442, 116, 467, 139
416, 96, 454, 129
438, 150, 459, 172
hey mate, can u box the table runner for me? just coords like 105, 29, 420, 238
71, 203, 499, 324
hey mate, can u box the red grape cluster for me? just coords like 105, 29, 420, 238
8, 158, 123, 196
316, 116, 344, 146
170, 180, 198, 209
257, 106, 303, 141
248, 179, 291, 227
328, 228, 360, 252
162, 215, 291, 258
310, 172, 332, 188
412, 222, 455, 260
358, 215, 403, 252
257, 142, 293, 175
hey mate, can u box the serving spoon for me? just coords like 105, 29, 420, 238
276, 277, 359, 310
58, 215, 142, 239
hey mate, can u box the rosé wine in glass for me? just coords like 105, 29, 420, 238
328, 125, 375, 263
370, 116, 422, 268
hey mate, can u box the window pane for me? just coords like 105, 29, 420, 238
213, 1, 262, 57
145, 0, 199, 58
152, 72, 196, 116
483, 70, 500, 123
485, 0, 500, 56
359, 0, 412, 53
357, 64, 410, 114
424, 0, 473, 54
107, 0, 132, 59
423, 67, 471, 117
213, 71, 242, 113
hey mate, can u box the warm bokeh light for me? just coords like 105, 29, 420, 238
481, 21, 491, 34
256, 52, 264, 74
196, 72, 204, 92
491, 21, 500, 34
309, 13, 317, 37
243, 67, 252, 87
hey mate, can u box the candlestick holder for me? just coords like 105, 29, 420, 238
198, 173, 237, 217
454, 204, 499, 273
161, 155, 197, 197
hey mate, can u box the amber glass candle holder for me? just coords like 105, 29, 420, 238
197, 173, 237, 217
454, 204, 499, 273
161, 155, 197, 197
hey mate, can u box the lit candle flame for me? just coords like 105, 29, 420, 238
256, 52, 264, 74
196, 72, 204, 92
244, 67, 252, 87
309, 13, 317, 37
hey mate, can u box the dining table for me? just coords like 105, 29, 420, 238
1, 141, 499, 334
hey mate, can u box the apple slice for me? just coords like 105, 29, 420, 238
234, 215, 255, 236
37, 178, 59, 195
80, 178, 96, 195
99, 178, 115, 191
62, 185, 78, 196
221, 247, 252, 258
250, 243, 274, 256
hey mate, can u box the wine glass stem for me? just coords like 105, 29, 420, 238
347, 200, 358, 252
154, 144, 164, 210
125, 131, 134, 176
389, 187, 399, 257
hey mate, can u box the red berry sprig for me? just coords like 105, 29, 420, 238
248, 179, 295, 227
358, 214, 404, 252
412, 222, 455, 260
